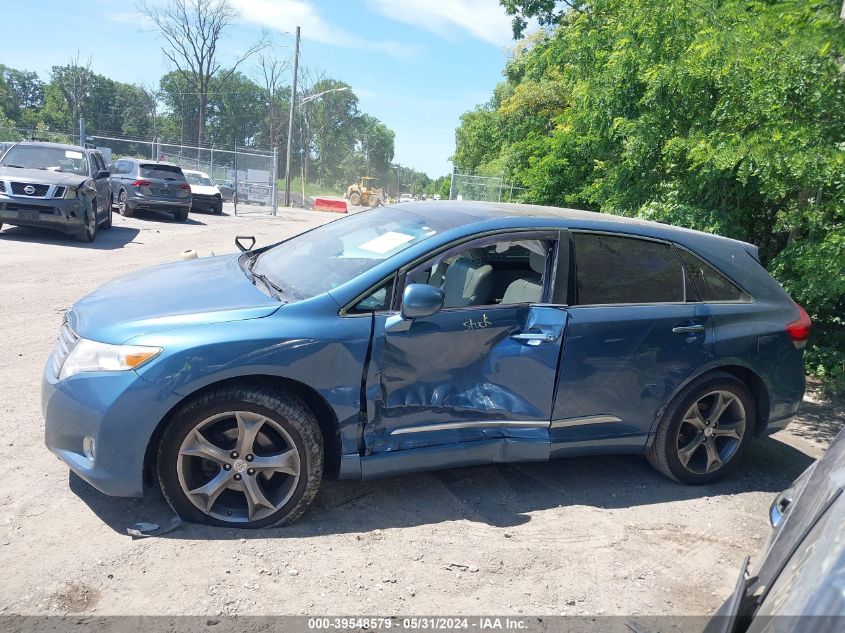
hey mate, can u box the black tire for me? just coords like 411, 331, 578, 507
349, 191, 361, 206
174, 209, 189, 222
117, 190, 134, 217
75, 203, 98, 243
647, 371, 756, 485
368, 194, 380, 207
157, 385, 324, 528
214, 198, 223, 214
100, 205, 112, 229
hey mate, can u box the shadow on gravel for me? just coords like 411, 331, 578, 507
786, 396, 845, 445
127, 210, 206, 225
70, 434, 815, 538
0, 225, 139, 249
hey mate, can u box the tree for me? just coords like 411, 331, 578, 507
50, 53, 93, 141
253, 45, 289, 152
465, 0, 845, 391
140, 0, 267, 148
358, 114, 394, 176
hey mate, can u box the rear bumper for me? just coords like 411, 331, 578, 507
126, 196, 191, 212
0, 196, 87, 234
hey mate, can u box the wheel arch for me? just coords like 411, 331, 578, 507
143, 374, 342, 487
647, 363, 771, 444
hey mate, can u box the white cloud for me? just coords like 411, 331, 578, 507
109, 11, 155, 28
231, 0, 418, 59
367, 0, 514, 47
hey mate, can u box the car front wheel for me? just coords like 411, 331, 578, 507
157, 386, 323, 528
75, 203, 98, 242
647, 371, 755, 484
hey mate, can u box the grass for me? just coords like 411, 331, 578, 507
281, 177, 341, 198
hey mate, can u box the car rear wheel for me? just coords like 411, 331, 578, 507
174, 209, 189, 222
117, 190, 133, 217
157, 385, 323, 528
647, 371, 755, 484
75, 203, 98, 242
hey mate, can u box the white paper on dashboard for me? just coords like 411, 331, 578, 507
358, 231, 415, 254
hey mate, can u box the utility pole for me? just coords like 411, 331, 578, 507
284, 26, 301, 207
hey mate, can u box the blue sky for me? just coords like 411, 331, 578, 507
1, 0, 519, 177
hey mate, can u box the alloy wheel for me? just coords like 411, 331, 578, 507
176, 411, 302, 522
675, 390, 746, 475
118, 191, 127, 215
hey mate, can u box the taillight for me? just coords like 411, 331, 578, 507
180, 183, 191, 190
786, 303, 812, 349
131, 180, 151, 187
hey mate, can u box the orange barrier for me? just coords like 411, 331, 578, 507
313, 198, 348, 213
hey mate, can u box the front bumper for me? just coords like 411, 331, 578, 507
0, 195, 87, 234
190, 194, 222, 212
42, 354, 181, 497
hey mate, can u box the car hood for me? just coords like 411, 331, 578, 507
0, 166, 88, 187
190, 184, 219, 196
67, 255, 280, 343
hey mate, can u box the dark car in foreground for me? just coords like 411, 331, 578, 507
0, 141, 112, 242
704, 427, 845, 633
43, 202, 809, 527
108, 158, 192, 221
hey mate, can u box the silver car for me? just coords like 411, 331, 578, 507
703, 427, 845, 633
108, 158, 192, 221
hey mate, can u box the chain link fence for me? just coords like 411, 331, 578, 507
448, 172, 526, 203
92, 135, 278, 214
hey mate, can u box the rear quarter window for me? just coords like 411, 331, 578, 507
572, 233, 692, 305
678, 249, 747, 302
140, 164, 185, 180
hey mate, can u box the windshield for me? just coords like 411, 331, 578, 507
140, 164, 185, 180
0, 145, 88, 175
185, 172, 214, 186
253, 207, 447, 300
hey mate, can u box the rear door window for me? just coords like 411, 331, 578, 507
140, 164, 185, 180
572, 233, 693, 305
679, 250, 747, 302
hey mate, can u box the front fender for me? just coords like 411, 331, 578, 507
131, 300, 372, 455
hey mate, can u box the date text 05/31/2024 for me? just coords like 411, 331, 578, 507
307, 618, 528, 630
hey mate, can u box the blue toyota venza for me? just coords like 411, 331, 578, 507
43, 202, 810, 527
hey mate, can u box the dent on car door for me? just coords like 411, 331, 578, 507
364, 232, 567, 459
550, 232, 712, 454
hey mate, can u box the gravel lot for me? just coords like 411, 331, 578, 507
0, 203, 841, 617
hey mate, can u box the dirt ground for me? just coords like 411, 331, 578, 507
0, 203, 842, 617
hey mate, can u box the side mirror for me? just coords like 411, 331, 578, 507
96, 169, 110, 179
386, 284, 445, 332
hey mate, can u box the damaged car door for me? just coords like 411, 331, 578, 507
362, 231, 567, 470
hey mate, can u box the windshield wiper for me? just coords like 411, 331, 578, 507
2, 164, 27, 169
251, 271, 284, 300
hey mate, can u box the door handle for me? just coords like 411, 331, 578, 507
511, 332, 558, 345
672, 324, 705, 335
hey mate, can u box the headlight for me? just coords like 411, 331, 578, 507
64, 187, 78, 199
59, 338, 161, 380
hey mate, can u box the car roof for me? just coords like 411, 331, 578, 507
123, 158, 182, 168
13, 141, 91, 153
402, 200, 742, 246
